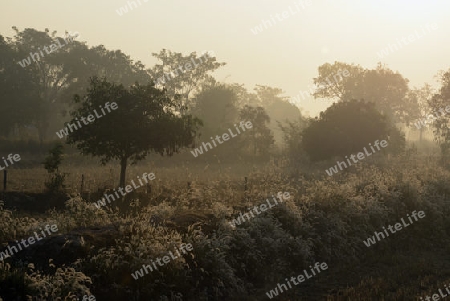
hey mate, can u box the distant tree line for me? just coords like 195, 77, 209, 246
4, 27, 450, 183
1, 27, 306, 185
281, 61, 450, 165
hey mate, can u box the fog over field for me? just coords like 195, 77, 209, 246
1, 1, 450, 300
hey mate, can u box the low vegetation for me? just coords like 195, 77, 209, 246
1, 153, 450, 300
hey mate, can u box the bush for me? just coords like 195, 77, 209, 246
43, 143, 66, 195
302, 99, 404, 161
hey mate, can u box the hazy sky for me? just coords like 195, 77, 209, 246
3, 0, 450, 116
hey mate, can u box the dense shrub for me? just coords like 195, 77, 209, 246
302, 99, 405, 161
2, 156, 450, 300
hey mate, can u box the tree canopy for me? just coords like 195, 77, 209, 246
66, 77, 201, 187
239, 105, 274, 156
313, 61, 410, 123
149, 49, 225, 115
428, 69, 450, 154
192, 85, 239, 139
0, 35, 39, 136
302, 99, 404, 161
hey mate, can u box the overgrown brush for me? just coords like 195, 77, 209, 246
2, 156, 450, 300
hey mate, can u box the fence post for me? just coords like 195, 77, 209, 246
80, 174, 84, 194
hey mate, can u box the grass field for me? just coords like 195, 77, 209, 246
1, 152, 450, 300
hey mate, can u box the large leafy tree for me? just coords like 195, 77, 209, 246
429, 70, 450, 155
9, 27, 152, 143
313, 61, 364, 100
302, 99, 404, 161
254, 85, 303, 146
228, 83, 259, 108
0, 35, 39, 137
254, 85, 289, 104
313, 62, 410, 123
66, 77, 201, 187
406, 84, 435, 141
192, 85, 239, 139
239, 105, 274, 156
149, 49, 225, 115
64, 44, 151, 90
10, 27, 82, 143
278, 117, 309, 164
51, 43, 152, 138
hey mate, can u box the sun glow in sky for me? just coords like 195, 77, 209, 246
3, 0, 450, 116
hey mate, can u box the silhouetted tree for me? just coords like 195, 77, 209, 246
192, 85, 239, 139
228, 83, 259, 108
313, 62, 410, 123
407, 84, 435, 141
0, 35, 39, 137
42, 142, 66, 194
66, 77, 201, 187
302, 99, 404, 161
10, 27, 82, 143
239, 105, 274, 156
59, 43, 152, 108
149, 49, 225, 115
278, 118, 309, 164
8, 27, 153, 143
429, 70, 450, 157
254, 85, 303, 146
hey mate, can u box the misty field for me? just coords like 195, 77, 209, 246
1, 152, 450, 300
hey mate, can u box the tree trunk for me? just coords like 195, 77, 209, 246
119, 157, 127, 188
419, 127, 423, 142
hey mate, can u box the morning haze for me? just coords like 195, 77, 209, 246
1, 0, 450, 300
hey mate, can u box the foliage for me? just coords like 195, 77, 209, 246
254, 85, 303, 147
428, 69, 450, 157
313, 61, 410, 123
239, 105, 274, 157
192, 85, 239, 138
43, 142, 66, 194
43, 143, 64, 173
226, 83, 260, 108
9, 27, 82, 143
0, 201, 38, 241
278, 117, 309, 164
50, 196, 112, 231
302, 99, 404, 161
26, 265, 92, 300
0, 35, 39, 137
3, 27, 153, 142
149, 49, 226, 115
2, 156, 450, 299
67, 77, 202, 186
